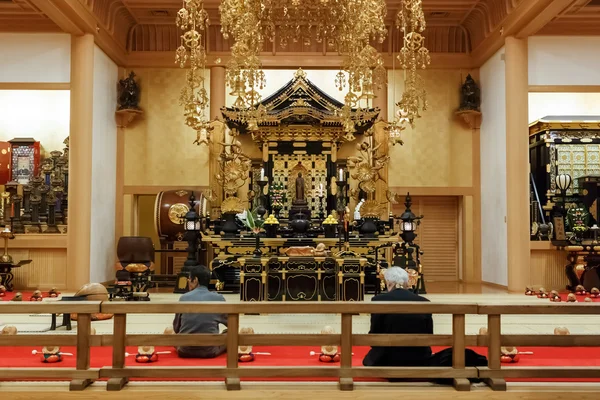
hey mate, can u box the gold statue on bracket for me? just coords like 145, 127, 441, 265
216, 131, 251, 214
347, 139, 389, 194
347, 133, 390, 219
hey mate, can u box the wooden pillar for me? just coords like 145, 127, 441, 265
209, 66, 227, 211
67, 34, 94, 290
210, 66, 226, 121
457, 111, 482, 283
114, 67, 126, 245
505, 37, 530, 292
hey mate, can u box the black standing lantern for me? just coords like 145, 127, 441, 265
399, 193, 421, 245
398, 193, 426, 294
174, 192, 202, 293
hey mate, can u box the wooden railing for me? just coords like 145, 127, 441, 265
1, 301, 600, 392
0, 302, 100, 390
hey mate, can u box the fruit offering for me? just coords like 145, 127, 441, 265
323, 215, 337, 225
264, 214, 279, 224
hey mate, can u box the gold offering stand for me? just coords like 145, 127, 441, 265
0, 228, 32, 291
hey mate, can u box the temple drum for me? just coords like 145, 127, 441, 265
154, 190, 203, 242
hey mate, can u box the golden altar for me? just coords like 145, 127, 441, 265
238, 256, 367, 302
203, 235, 397, 301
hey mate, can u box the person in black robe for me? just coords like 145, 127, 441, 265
363, 266, 433, 367
363, 267, 487, 381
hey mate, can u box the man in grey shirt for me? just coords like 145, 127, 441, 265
173, 265, 227, 358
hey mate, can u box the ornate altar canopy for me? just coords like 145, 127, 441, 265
221, 69, 379, 140
220, 69, 381, 217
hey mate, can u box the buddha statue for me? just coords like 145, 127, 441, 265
459, 74, 480, 111
295, 172, 305, 201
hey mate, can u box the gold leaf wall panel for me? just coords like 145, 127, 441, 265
387, 69, 474, 187
125, 68, 475, 190
9, 249, 67, 290
529, 249, 569, 291
124, 68, 211, 186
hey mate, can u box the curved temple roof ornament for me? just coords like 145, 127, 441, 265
221, 69, 379, 142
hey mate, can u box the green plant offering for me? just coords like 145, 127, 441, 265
243, 209, 264, 234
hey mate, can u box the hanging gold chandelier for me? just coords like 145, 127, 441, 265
219, 0, 268, 125
174, 0, 429, 143
394, 0, 430, 129
175, 0, 212, 146
219, 0, 388, 133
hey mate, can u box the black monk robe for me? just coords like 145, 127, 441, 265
363, 287, 488, 382
363, 287, 433, 367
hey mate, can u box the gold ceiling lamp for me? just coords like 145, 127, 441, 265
385, 25, 405, 146
334, 0, 387, 138
219, 0, 387, 134
395, 0, 430, 128
175, 0, 212, 146
220, 0, 268, 127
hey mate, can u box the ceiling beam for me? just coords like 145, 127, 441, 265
471, 0, 573, 66
126, 51, 476, 70
28, 0, 85, 35
516, 0, 576, 38
28, 0, 127, 66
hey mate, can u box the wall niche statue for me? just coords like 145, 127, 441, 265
459, 74, 480, 111
118, 71, 140, 110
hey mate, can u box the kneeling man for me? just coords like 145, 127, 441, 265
363, 267, 433, 367
363, 266, 487, 374
173, 265, 227, 358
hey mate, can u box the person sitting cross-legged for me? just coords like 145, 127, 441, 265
363, 266, 433, 367
363, 267, 486, 381
173, 265, 227, 358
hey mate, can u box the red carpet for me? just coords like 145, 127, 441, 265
2, 345, 600, 383
0, 291, 51, 301
531, 291, 600, 302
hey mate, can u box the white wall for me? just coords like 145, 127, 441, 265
529, 37, 600, 86
89, 45, 118, 283
225, 69, 346, 107
0, 33, 72, 155
529, 92, 600, 123
0, 33, 71, 83
480, 47, 508, 286
0, 90, 70, 153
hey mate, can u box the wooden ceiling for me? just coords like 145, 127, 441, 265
1, 0, 599, 67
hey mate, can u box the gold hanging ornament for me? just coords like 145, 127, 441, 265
176, 0, 212, 145
394, 0, 430, 129
219, 0, 388, 134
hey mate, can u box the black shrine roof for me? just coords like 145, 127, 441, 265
221, 69, 379, 135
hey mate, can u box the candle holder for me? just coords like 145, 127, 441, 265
39, 184, 49, 223
256, 179, 269, 219
319, 194, 326, 220
0, 192, 10, 226
52, 187, 64, 224
0, 228, 15, 264
336, 180, 347, 213
45, 192, 59, 234
21, 185, 32, 223
592, 224, 600, 245
28, 195, 41, 233
11, 195, 24, 234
